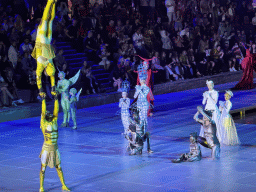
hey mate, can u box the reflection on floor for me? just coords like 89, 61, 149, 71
1, 81, 256, 192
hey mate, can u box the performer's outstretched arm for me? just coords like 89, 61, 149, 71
41, 95, 47, 128
53, 96, 59, 118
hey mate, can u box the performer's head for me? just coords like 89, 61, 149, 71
206, 80, 214, 90
58, 71, 65, 80
45, 110, 54, 122
122, 92, 127, 98
225, 90, 233, 101
189, 132, 198, 144
132, 109, 140, 123
70, 88, 77, 96
197, 106, 212, 126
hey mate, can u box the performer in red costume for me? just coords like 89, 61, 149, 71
133, 56, 157, 116
234, 43, 256, 90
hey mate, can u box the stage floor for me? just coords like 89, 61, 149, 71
1, 81, 256, 192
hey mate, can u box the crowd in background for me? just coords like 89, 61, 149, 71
0, 0, 256, 107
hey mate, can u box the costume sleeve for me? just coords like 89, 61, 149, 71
213, 91, 218, 104
202, 93, 207, 105
53, 98, 59, 118
134, 85, 141, 98
223, 101, 232, 114
119, 98, 123, 108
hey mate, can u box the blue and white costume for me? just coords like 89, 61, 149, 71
134, 71, 150, 132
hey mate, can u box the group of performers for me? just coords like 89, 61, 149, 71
172, 80, 240, 163
31, 0, 80, 191
31, 0, 248, 190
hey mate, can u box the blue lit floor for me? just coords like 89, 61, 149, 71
1, 81, 256, 192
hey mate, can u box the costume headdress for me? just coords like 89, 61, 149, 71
225, 90, 233, 97
120, 79, 130, 93
137, 63, 147, 80
70, 88, 77, 95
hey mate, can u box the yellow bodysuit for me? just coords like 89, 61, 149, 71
39, 96, 70, 192
31, 0, 57, 94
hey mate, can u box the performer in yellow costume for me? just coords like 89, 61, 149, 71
39, 93, 70, 192
31, 0, 57, 96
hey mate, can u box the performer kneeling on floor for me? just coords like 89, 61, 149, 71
126, 108, 153, 155
194, 106, 220, 160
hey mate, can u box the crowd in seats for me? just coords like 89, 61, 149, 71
0, 0, 256, 108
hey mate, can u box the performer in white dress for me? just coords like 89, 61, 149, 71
201, 80, 219, 139
217, 90, 240, 145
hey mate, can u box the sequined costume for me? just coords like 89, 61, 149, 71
134, 83, 150, 132
39, 93, 70, 192
194, 106, 220, 159
57, 72, 71, 127
69, 88, 82, 129
126, 110, 152, 155
31, 0, 57, 95
56, 70, 80, 127
172, 133, 202, 163
119, 97, 130, 135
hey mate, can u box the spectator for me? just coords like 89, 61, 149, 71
2, 68, 24, 104
0, 73, 16, 107
8, 41, 19, 70
99, 43, 111, 71
152, 51, 166, 83
165, 0, 176, 24
28, 69, 38, 103
0, 41, 8, 72
30, 24, 38, 43
180, 50, 193, 79
65, 19, 79, 49
106, 20, 116, 35
54, 49, 68, 72
83, 31, 98, 61
1, 18, 8, 32
80, 60, 99, 94
20, 52, 35, 77
19, 38, 33, 56
8, 27, 20, 44
132, 27, 147, 58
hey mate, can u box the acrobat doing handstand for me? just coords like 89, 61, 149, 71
31, 0, 58, 96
